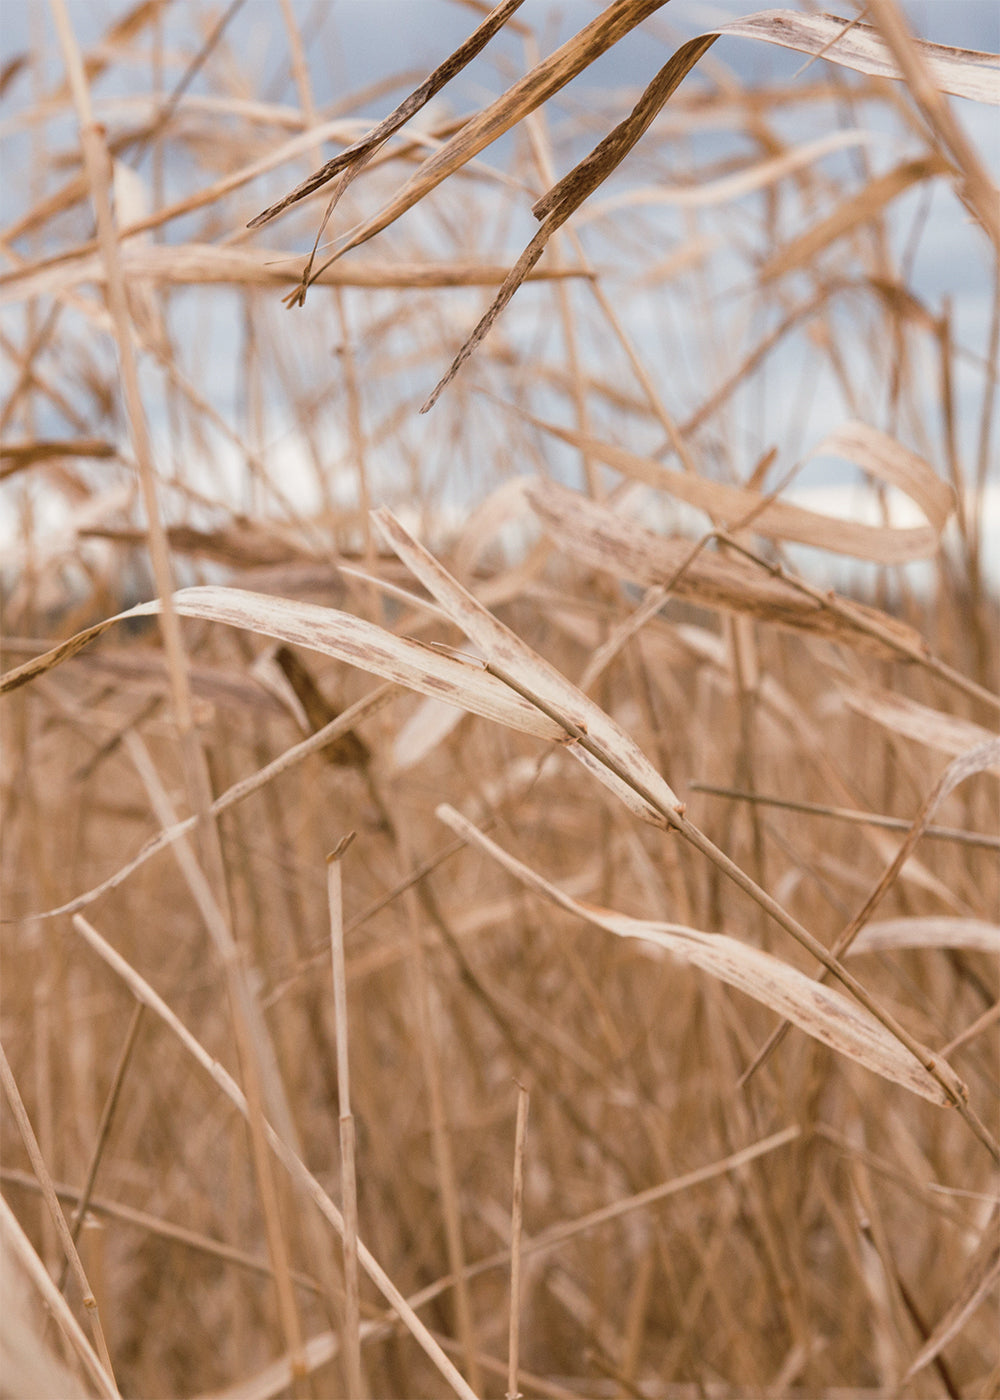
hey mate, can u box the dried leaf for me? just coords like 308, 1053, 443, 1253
390, 696, 467, 774
373, 506, 684, 825
722, 11, 1000, 105
524, 477, 926, 655
420, 10, 996, 403
839, 684, 1000, 765
436, 805, 953, 1105
247, 0, 528, 229
0, 586, 566, 745
524, 416, 952, 563
262, 0, 667, 263
851, 919, 1000, 955
80, 520, 315, 570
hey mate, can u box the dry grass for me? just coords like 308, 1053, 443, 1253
1, 2, 998, 1397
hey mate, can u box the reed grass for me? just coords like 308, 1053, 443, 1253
2, 2, 998, 1397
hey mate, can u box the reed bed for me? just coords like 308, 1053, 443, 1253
1, 2, 998, 1397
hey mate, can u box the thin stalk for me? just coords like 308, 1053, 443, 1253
326, 833, 365, 1400
56, 1004, 145, 1294
689, 784, 1000, 852
507, 1081, 529, 1400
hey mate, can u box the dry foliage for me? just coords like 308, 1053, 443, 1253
1, 2, 998, 1398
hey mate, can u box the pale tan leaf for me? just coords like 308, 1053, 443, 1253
720, 10, 1000, 105
436, 805, 953, 1106
372, 506, 684, 825
807, 420, 954, 535
525, 477, 925, 655
389, 695, 467, 774
524, 416, 951, 563
851, 919, 1000, 956
838, 684, 1000, 766
0, 586, 566, 745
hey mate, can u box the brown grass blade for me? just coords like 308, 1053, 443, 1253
436, 804, 953, 1106
524, 478, 926, 655
524, 416, 952, 563
372, 505, 684, 824
248, 0, 527, 229
274, 0, 666, 271
421, 29, 717, 409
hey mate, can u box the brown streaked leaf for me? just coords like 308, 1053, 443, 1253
721, 11, 1000, 105
524, 477, 926, 655
524, 415, 952, 564
372, 505, 684, 825
0, 586, 566, 744
436, 804, 954, 1106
